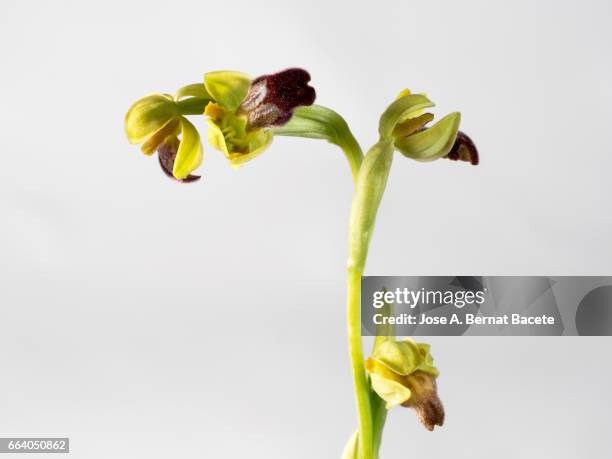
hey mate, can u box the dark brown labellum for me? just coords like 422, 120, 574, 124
401, 371, 445, 431
445, 131, 479, 165
239, 68, 316, 128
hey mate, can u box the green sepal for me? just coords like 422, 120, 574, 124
204, 70, 251, 111
175, 83, 211, 101
371, 339, 422, 376
379, 94, 434, 140
347, 140, 394, 273
369, 373, 412, 409
272, 105, 363, 181
125, 94, 177, 144
395, 112, 461, 162
173, 118, 203, 180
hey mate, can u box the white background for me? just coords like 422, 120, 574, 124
1, 1, 611, 458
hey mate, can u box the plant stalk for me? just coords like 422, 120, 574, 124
347, 267, 374, 459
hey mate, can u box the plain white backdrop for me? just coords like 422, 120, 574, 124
1, 0, 611, 458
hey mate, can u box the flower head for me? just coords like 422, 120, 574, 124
205, 68, 315, 168
380, 89, 479, 165
366, 338, 445, 431
124, 94, 203, 182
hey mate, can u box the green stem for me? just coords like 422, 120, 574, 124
342, 136, 363, 185
347, 268, 374, 459
175, 97, 210, 116
346, 140, 395, 459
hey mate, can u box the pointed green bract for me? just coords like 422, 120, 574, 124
173, 118, 203, 180
395, 112, 461, 162
341, 431, 359, 459
125, 94, 177, 144
204, 70, 251, 111
379, 94, 434, 140
373, 298, 395, 350
348, 140, 394, 273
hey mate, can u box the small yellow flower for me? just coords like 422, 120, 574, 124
380, 89, 479, 165
203, 68, 315, 168
125, 94, 203, 182
366, 338, 445, 431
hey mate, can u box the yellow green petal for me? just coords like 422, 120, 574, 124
175, 83, 211, 101
140, 118, 180, 156
371, 339, 422, 376
395, 112, 461, 162
228, 130, 273, 168
204, 70, 251, 111
379, 94, 434, 140
392, 113, 434, 138
125, 94, 177, 144
173, 118, 203, 180
206, 119, 230, 157
369, 373, 412, 409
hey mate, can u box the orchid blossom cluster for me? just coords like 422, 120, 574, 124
125, 68, 478, 459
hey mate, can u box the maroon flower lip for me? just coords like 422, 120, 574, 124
157, 139, 201, 183
445, 131, 479, 166
239, 68, 316, 128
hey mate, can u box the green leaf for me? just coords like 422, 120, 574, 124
272, 105, 363, 181
348, 140, 394, 273
204, 70, 251, 111
379, 94, 434, 140
173, 118, 203, 180
395, 112, 461, 162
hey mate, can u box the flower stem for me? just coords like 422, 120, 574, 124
175, 97, 210, 116
347, 268, 374, 459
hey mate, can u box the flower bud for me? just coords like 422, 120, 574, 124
381, 89, 479, 166
124, 94, 203, 181
365, 338, 445, 431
